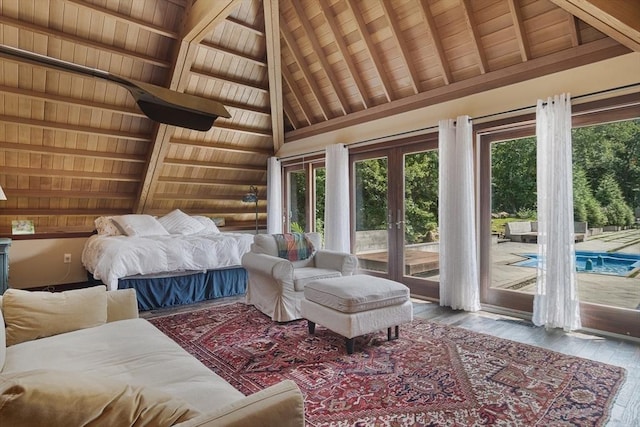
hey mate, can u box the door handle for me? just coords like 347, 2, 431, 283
395, 209, 404, 229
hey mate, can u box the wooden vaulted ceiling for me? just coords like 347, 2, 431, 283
0, 0, 637, 233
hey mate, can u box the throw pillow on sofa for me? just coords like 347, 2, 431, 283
2, 286, 108, 346
0, 369, 200, 427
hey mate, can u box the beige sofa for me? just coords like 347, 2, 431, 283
0, 286, 304, 427
242, 233, 359, 322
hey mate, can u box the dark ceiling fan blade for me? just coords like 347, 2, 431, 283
0, 45, 231, 131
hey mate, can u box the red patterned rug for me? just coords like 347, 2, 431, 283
149, 303, 625, 426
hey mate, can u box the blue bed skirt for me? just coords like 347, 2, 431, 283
118, 267, 247, 311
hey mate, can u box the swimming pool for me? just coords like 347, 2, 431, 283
513, 251, 640, 277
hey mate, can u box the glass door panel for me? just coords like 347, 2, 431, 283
402, 150, 440, 281
288, 170, 306, 232
353, 156, 389, 275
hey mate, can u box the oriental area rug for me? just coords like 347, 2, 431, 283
149, 303, 625, 427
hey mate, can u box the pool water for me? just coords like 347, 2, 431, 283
513, 251, 640, 277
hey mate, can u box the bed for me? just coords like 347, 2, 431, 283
81, 211, 255, 310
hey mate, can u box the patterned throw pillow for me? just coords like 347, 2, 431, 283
94, 216, 122, 236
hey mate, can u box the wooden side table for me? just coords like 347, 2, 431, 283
0, 238, 11, 294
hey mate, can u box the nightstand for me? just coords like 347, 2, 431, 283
0, 238, 11, 294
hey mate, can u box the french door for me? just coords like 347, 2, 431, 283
351, 138, 440, 299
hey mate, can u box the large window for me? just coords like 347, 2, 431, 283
284, 161, 325, 234
480, 101, 640, 338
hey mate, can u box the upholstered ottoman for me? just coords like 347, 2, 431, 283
300, 275, 413, 354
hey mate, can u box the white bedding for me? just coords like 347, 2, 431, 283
82, 232, 254, 291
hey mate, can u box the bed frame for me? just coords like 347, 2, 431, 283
112, 267, 247, 311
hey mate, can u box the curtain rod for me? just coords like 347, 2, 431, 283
278, 82, 640, 162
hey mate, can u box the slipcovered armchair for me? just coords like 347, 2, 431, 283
242, 232, 359, 322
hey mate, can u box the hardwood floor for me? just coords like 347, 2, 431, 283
141, 296, 640, 427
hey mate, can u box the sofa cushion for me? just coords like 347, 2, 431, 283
293, 267, 341, 292
0, 369, 200, 427
106, 289, 139, 322
2, 318, 246, 413
2, 286, 107, 347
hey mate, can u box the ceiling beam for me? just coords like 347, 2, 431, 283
169, 138, 272, 156
285, 38, 628, 143
0, 16, 171, 69
3, 189, 136, 200
199, 42, 267, 68
291, 0, 350, 114
0, 115, 150, 142
182, 0, 241, 44
380, 1, 420, 94
0, 141, 146, 163
0, 84, 146, 119
417, 0, 453, 85
507, 0, 531, 61
158, 176, 264, 188
345, 0, 394, 102
135, 0, 240, 213
280, 19, 332, 121
263, 0, 284, 151
63, 0, 179, 39
162, 158, 266, 172
460, 0, 489, 74
189, 67, 269, 94
319, 0, 369, 109
1, 166, 140, 182
282, 66, 314, 126
550, 0, 640, 52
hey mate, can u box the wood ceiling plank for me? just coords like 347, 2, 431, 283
212, 121, 272, 137
344, 0, 393, 102
0, 85, 143, 118
2, 189, 136, 199
226, 16, 265, 37
282, 64, 314, 126
170, 137, 272, 155
189, 67, 268, 94
318, 0, 369, 109
163, 158, 265, 172
550, 0, 640, 52
1, 166, 140, 181
280, 17, 331, 121
285, 37, 627, 142
0, 114, 151, 141
292, 0, 350, 115
63, 0, 179, 40
379, 0, 420, 94
507, 0, 531, 61
0, 16, 171, 70
0, 140, 146, 162
158, 175, 263, 188
460, 0, 489, 74
417, 0, 453, 85
0, 208, 130, 216
199, 41, 267, 68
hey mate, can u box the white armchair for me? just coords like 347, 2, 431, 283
241, 232, 359, 322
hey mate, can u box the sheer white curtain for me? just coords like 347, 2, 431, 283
324, 144, 351, 252
438, 116, 480, 311
533, 93, 581, 331
267, 156, 283, 234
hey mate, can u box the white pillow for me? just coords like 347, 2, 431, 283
111, 215, 169, 237
94, 216, 123, 236
192, 216, 220, 234
158, 209, 205, 235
